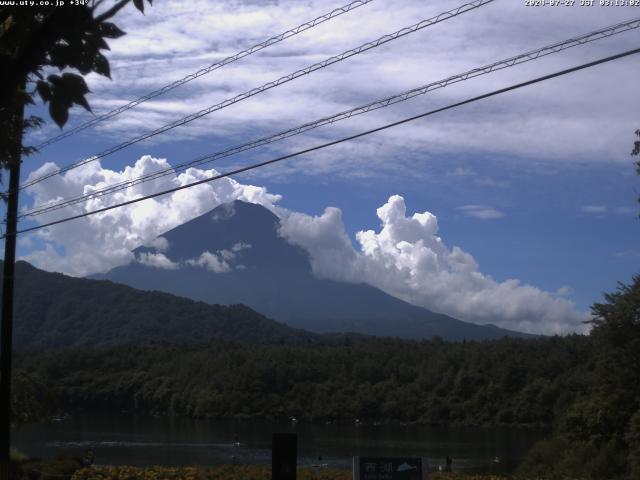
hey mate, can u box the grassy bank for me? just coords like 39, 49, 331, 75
13, 462, 509, 480
70, 465, 507, 480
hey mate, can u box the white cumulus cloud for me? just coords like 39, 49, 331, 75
186, 242, 252, 273
186, 251, 232, 273
137, 252, 179, 270
148, 236, 170, 253
279, 195, 588, 335
20, 155, 279, 277
19, 157, 587, 334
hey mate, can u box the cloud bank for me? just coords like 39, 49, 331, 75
20, 156, 588, 335
280, 195, 587, 335
21, 155, 280, 276
25, 0, 639, 179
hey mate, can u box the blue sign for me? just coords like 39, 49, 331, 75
353, 457, 427, 480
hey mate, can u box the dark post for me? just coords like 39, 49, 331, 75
0, 90, 24, 480
272, 433, 297, 480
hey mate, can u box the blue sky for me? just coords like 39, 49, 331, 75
7, 0, 640, 333
268, 156, 639, 313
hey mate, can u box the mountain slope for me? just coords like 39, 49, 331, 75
6, 260, 323, 350
99, 200, 533, 341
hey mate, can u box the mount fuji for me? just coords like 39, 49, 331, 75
98, 200, 532, 341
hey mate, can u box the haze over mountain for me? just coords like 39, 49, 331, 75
98, 200, 532, 341
5, 260, 324, 350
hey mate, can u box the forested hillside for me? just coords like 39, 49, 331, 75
9, 262, 639, 479
6, 261, 324, 349
12, 276, 640, 479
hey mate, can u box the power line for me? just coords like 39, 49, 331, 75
8, 46, 639, 239
20, 16, 640, 219
20, 0, 495, 190
34, 0, 377, 150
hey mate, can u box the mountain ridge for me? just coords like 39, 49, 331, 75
98, 200, 534, 341
4, 260, 335, 350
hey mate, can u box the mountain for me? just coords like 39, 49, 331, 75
5, 260, 325, 350
98, 200, 532, 341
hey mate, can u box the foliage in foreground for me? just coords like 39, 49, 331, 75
71, 465, 346, 480
10, 453, 88, 480
517, 276, 640, 480
5, 462, 511, 480
69, 465, 506, 480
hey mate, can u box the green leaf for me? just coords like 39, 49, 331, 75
49, 44, 80, 70
59, 73, 92, 112
61, 72, 90, 95
46, 74, 61, 87
75, 94, 92, 113
133, 0, 144, 13
99, 22, 126, 39
45, 73, 93, 123
93, 52, 110, 78
36, 81, 52, 103
49, 100, 69, 128
88, 33, 110, 50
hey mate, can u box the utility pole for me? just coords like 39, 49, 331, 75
0, 89, 24, 480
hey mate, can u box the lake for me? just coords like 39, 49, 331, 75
12, 412, 549, 475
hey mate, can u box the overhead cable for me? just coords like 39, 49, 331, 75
8, 46, 640, 239
20, 16, 640, 219
34, 0, 377, 150
20, 0, 495, 190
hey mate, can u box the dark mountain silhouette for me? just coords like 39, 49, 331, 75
5, 260, 326, 350
98, 200, 533, 341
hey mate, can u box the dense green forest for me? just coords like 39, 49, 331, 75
13, 275, 640, 479
516, 275, 640, 480
15, 334, 591, 426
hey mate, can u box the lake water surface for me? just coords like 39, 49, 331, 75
13, 412, 549, 475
